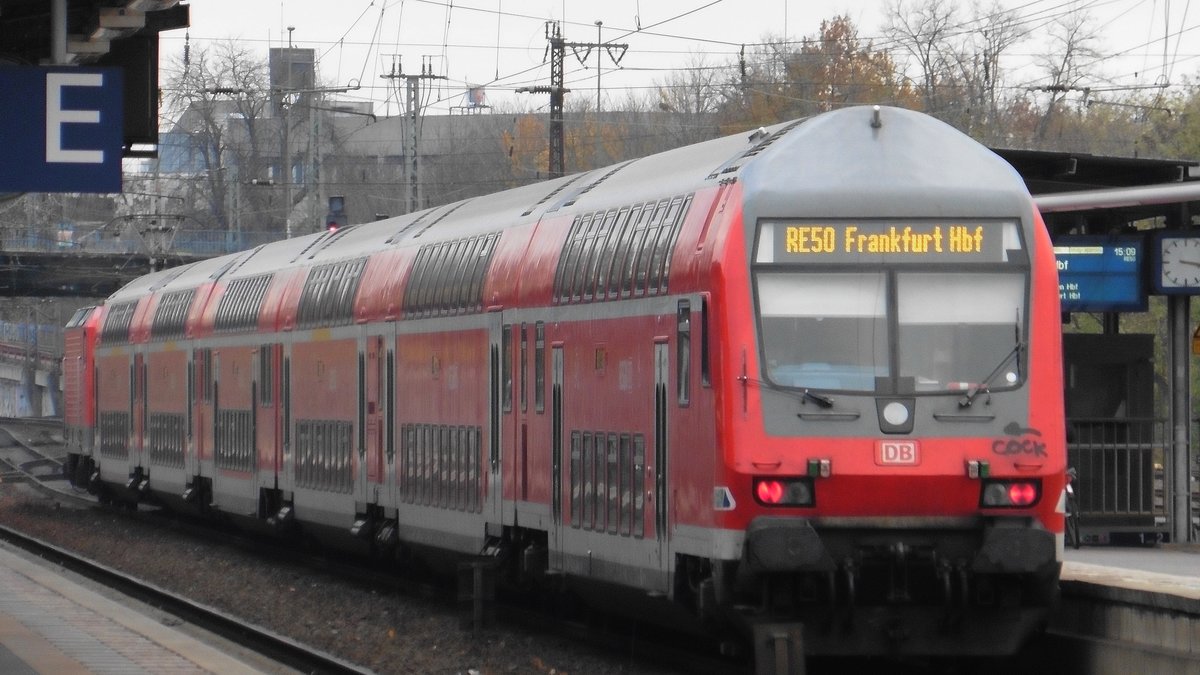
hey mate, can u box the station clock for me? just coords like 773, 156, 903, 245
1155, 232, 1200, 294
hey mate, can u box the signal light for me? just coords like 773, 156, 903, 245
753, 477, 814, 507
980, 479, 1040, 508
1008, 482, 1038, 506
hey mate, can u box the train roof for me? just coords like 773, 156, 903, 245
742, 106, 1030, 221
101, 107, 1032, 316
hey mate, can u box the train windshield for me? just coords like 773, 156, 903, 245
754, 220, 1027, 395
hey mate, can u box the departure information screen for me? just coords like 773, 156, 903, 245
1054, 236, 1145, 312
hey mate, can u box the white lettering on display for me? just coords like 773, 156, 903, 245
45, 72, 105, 164
877, 440, 920, 466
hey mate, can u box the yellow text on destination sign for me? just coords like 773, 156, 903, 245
784, 225, 986, 255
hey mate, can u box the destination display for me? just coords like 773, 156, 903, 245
757, 220, 1014, 264
1054, 235, 1145, 312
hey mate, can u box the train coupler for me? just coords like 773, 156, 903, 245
752, 622, 806, 675
374, 520, 398, 553
268, 504, 295, 532
349, 517, 372, 539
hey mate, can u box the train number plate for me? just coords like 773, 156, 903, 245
875, 440, 920, 466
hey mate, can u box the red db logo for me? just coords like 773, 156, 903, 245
876, 440, 920, 466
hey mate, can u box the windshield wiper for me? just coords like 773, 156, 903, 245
803, 389, 835, 408
958, 342, 1023, 408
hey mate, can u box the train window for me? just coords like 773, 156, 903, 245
502, 325, 513, 413
598, 207, 630, 299
151, 289, 194, 340
700, 297, 711, 387
469, 234, 490, 310
519, 323, 528, 412
450, 237, 479, 311
556, 213, 591, 303
580, 210, 612, 301
259, 345, 273, 406
621, 203, 656, 298
758, 272, 888, 393
607, 433, 619, 534
677, 300, 691, 407
404, 247, 434, 313
620, 433, 633, 536
633, 434, 645, 538
468, 234, 492, 311
535, 322, 545, 413
582, 432, 594, 528
897, 272, 1025, 394
635, 200, 670, 296
651, 195, 692, 294
100, 301, 137, 345
586, 210, 620, 300
427, 242, 454, 313
570, 431, 582, 528
570, 213, 602, 302
336, 259, 366, 321
609, 205, 642, 298
438, 239, 468, 312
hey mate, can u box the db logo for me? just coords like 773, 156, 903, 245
876, 440, 920, 466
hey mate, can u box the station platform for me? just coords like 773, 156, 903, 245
1058, 546, 1200, 674
0, 542, 285, 675
1066, 545, 1200, 596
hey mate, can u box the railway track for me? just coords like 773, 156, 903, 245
0, 418, 1038, 674
0, 417, 734, 674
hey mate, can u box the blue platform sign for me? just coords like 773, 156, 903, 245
0, 67, 123, 193
1054, 235, 1146, 312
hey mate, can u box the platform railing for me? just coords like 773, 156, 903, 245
1067, 417, 1169, 541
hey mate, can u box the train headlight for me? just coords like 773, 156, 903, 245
980, 479, 1041, 507
753, 477, 814, 507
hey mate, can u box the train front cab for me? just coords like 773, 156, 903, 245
703, 116, 1066, 657
63, 305, 99, 487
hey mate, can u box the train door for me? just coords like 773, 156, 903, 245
550, 344, 564, 554
383, 341, 396, 511
280, 344, 293, 495
253, 343, 282, 510
132, 352, 146, 472
357, 333, 384, 506
191, 347, 213, 475
185, 350, 197, 477
653, 340, 670, 573
486, 312, 504, 523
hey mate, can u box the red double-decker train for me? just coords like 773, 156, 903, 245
64, 106, 1065, 659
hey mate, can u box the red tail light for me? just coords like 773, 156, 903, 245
753, 477, 815, 507
1008, 482, 1038, 506
757, 479, 784, 504
980, 479, 1041, 507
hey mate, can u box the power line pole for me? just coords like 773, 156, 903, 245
518, 21, 627, 179
381, 55, 446, 213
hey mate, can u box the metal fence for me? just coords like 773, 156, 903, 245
1067, 418, 1169, 542
1, 229, 283, 258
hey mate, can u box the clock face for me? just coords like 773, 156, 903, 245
1161, 237, 1200, 289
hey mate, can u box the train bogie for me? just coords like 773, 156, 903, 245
69, 106, 1065, 661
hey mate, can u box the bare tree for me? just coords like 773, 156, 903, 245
1032, 6, 1103, 145
883, 0, 959, 114
958, 0, 1026, 138
162, 41, 275, 232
